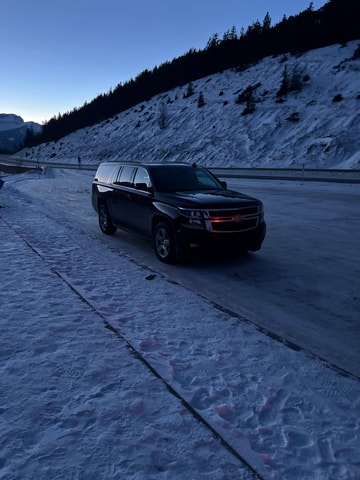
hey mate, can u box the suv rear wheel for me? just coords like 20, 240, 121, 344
153, 222, 176, 263
99, 203, 117, 235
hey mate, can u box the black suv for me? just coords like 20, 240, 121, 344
91, 162, 266, 263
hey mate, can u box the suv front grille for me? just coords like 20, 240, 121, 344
205, 206, 260, 233
208, 206, 259, 217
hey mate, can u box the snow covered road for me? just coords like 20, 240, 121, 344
1, 169, 360, 479
19, 168, 359, 377
1, 217, 258, 480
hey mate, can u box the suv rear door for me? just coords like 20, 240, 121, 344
108, 165, 136, 226
109, 166, 153, 234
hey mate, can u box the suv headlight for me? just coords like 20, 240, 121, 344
178, 208, 204, 227
260, 204, 264, 222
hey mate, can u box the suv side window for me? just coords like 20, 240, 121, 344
133, 167, 152, 191
118, 166, 136, 187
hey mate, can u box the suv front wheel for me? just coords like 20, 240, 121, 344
153, 222, 176, 264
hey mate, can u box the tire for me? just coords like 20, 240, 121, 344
153, 222, 176, 263
98, 203, 117, 235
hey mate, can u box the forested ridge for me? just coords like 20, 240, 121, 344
24, 0, 360, 148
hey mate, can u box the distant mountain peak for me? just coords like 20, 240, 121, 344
0, 113, 42, 153
0, 113, 25, 129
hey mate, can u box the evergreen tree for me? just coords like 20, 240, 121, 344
197, 92, 205, 108
158, 102, 169, 129
184, 82, 195, 98
206, 33, 220, 49
263, 12, 271, 30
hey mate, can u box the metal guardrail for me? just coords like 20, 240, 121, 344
210, 167, 360, 183
0, 155, 96, 173
1, 155, 360, 183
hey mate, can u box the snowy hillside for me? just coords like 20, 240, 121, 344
0, 113, 41, 153
17, 41, 360, 169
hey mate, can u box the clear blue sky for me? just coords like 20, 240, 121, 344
1, 0, 326, 124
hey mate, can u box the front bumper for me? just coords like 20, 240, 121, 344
175, 221, 266, 253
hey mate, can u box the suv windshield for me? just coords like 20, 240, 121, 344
151, 166, 223, 193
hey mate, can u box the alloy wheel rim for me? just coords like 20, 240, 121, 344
156, 228, 170, 258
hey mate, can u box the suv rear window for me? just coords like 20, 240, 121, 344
95, 164, 119, 183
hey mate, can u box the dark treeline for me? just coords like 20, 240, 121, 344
24, 0, 360, 148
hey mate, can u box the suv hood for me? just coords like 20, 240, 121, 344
156, 189, 261, 208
